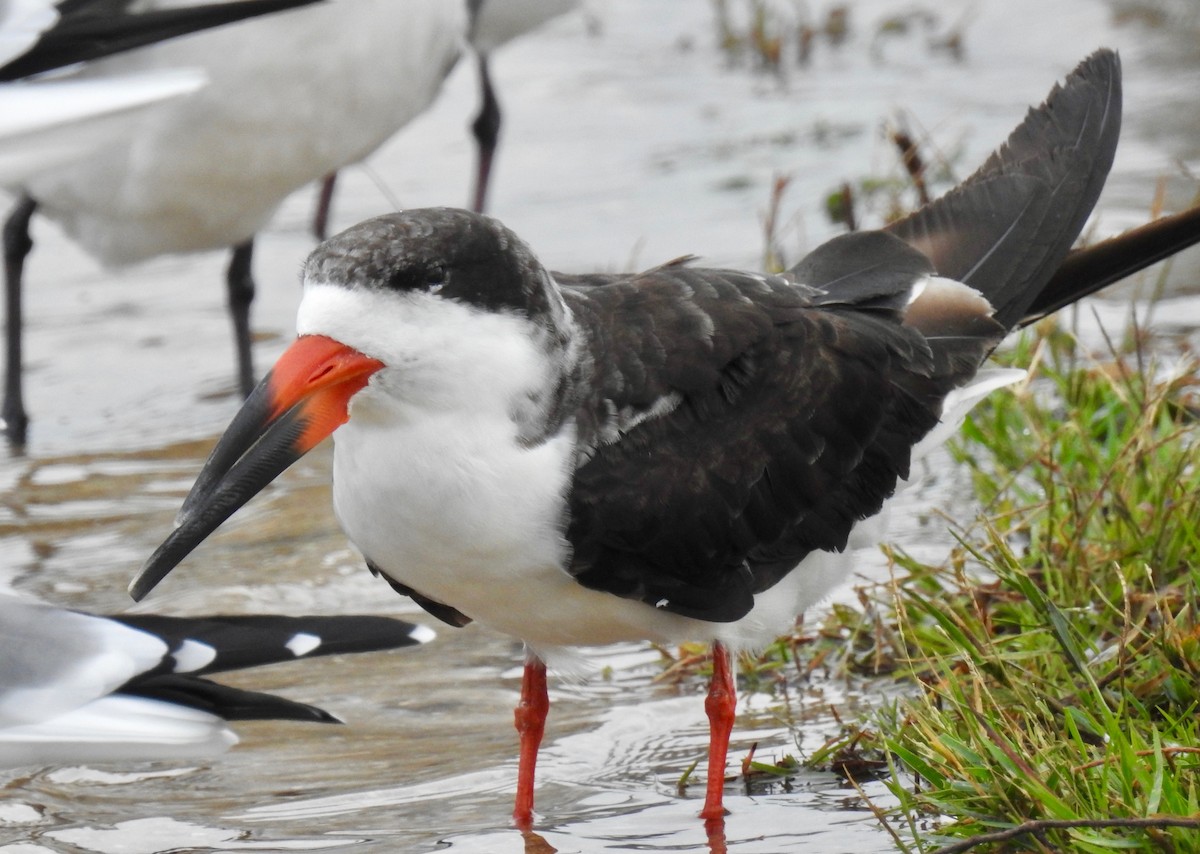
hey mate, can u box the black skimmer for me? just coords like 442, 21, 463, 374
0, 595, 434, 767
3, 0, 574, 446
128, 50, 1200, 827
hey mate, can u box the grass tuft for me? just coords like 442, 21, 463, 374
803, 321, 1200, 851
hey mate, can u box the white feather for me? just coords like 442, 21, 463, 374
285, 632, 321, 657
170, 638, 216, 673
0, 597, 167, 728
0, 71, 207, 183
21, 0, 469, 264
0, 696, 237, 768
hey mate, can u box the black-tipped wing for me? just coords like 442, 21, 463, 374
1, 600, 431, 735
560, 247, 994, 623
118, 674, 341, 724
0, 0, 321, 81
113, 613, 432, 677
109, 612, 431, 722
888, 49, 1122, 329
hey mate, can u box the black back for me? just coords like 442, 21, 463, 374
558, 51, 1122, 622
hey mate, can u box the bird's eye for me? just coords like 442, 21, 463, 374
384, 264, 446, 293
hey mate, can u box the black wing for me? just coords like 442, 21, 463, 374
560, 50, 1124, 624
561, 242, 996, 622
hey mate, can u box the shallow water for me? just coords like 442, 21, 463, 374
2, 0, 1199, 851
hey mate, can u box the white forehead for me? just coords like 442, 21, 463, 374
295, 282, 552, 400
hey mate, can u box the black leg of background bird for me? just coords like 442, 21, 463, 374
470, 53, 501, 213
225, 239, 257, 398
312, 172, 338, 241
2, 195, 37, 446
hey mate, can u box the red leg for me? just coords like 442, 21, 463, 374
700, 641, 736, 824
512, 654, 549, 829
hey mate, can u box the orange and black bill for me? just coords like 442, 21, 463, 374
130, 335, 382, 601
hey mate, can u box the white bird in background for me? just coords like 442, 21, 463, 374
0, 0, 324, 181
0, 595, 434, 768
2, 0, 583, 447
0, 68, 206, 183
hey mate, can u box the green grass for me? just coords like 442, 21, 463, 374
797, 321, 1200, 851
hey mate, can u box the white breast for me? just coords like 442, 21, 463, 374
332, 393, 574, 594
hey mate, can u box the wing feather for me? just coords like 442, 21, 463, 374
560, 250, 994, 622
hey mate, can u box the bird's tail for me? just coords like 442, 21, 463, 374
1020, 204, 1200, 325
887, 49, 1123, 330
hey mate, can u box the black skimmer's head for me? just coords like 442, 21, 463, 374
128, 205, 583, 608
303, 206, 570, 326
296, 207, 578, 426
127, 48, 1200, 828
